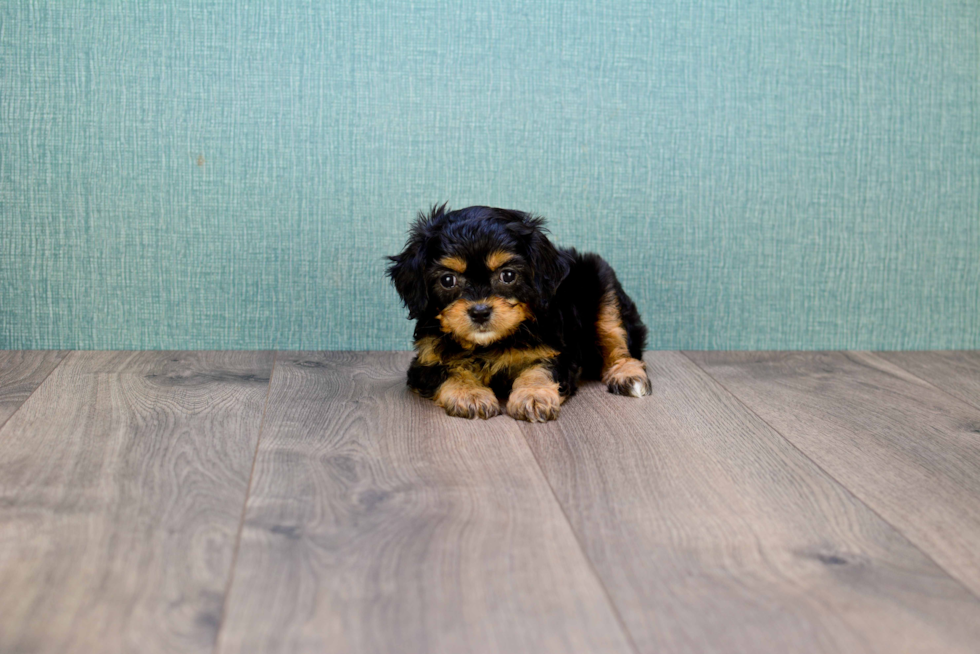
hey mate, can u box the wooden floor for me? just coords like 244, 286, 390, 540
1, 351, 980, 654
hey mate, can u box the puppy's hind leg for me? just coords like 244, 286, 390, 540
596, 290, 652, 397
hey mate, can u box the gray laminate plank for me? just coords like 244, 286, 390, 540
877, 351, 980, 411
216, 351, 634, 654
686, 351, 980, 599
0, 350, 69, 427
0, 351, 274, 654
521, 351, 980, 654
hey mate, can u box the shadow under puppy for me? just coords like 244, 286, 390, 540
387, 205, 651, 422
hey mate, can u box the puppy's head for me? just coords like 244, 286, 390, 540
387, 204, 571, 347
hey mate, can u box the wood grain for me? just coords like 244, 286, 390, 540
877, 351, 980, 411
686, 351, 980, 599
521, 351, 980, 654
0, 350, 69, 427
216, 351, 633, 654
0, 351, 273, 654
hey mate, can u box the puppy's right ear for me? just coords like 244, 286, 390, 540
386, 205, 446, 319
386, 234, 428, 319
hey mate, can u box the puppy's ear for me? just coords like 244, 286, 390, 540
511, 214, 572, 300
531, 232, 572, 299
386, 204, 447, 319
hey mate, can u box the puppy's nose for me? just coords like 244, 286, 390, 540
468, 303, 492, 324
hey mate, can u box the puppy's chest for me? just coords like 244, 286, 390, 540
449, 344, 559, 384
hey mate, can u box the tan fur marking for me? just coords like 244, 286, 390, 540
439, 255, 467, 273
414, 336, 442, 366
596, 290, 632, 368
486, 345, 558, 377
485, 250, 514, 271
601, 358, 646, 386
421, 344, 558, 387
434, 369, 499, 419
437, 297, 532, 347
507, 364, 561, 422
596, 290, 650, 396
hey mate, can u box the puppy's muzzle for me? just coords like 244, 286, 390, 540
467, 303, 493, 325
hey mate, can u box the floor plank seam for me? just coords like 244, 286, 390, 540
516, 424, 644, 654
0, 350, 72, 433
211, 351, 278, 654
679, 350, 980, 607
871, 352, 980, 413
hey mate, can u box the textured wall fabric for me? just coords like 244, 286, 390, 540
1, 1, 978, 350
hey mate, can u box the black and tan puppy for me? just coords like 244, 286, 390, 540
387, 204, 651, 422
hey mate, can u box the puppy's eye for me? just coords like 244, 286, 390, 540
439, 274, 457, 289
499, 269, 517, 284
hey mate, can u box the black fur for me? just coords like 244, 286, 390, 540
387, 205, 649, 415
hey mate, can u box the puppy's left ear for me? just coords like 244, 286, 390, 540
532, 233, 572, 299
513, 215, 572, 299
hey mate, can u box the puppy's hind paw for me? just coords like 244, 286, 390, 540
602, 358, 652, 397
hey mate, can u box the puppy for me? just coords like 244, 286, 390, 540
387, 204, 651, 422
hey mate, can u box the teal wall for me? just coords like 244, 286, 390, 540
2, 1, 978, 350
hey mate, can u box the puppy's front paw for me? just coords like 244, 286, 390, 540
602, 358, 652, 397
436, 383, 500, 419
507, 387, 561, 423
